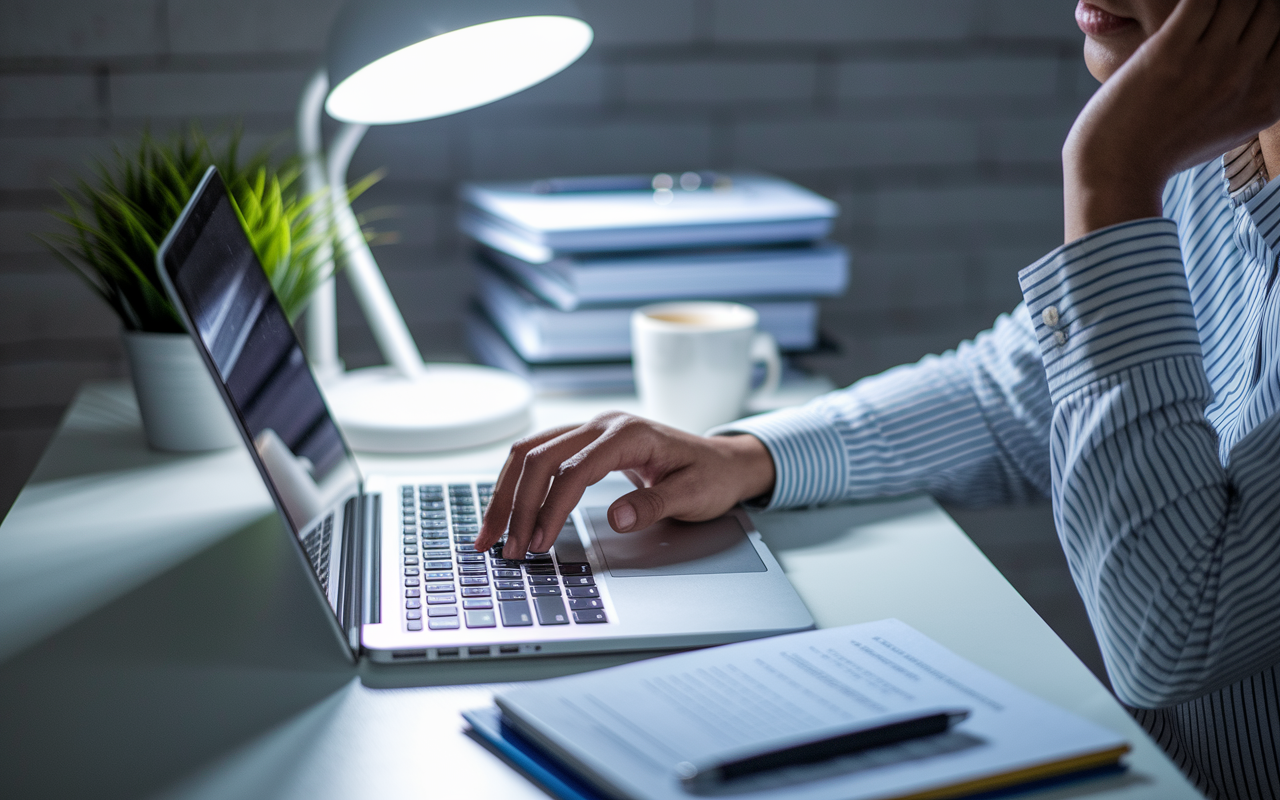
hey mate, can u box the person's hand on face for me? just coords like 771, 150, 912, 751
1065, 0, 1280, 240
474, 412, 776, 560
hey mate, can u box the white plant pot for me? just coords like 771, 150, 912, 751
123, 331, 241, 452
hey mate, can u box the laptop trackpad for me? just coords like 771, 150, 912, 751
584, 507, 766, 577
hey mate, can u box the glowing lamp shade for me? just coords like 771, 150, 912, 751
325, 1, 593, 125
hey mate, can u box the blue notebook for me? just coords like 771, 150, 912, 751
464, 620, 1131, 800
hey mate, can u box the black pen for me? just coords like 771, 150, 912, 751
673, 708, 970, 788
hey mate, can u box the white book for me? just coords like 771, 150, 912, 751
484, 619, 1130, 800
474, 262, 819, 363
465, 309, 635, 395
460, 173, 838, 263
466, 309, 838, 403
483, 243, 848, 312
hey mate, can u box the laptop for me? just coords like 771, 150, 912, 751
155, 167, 815, 664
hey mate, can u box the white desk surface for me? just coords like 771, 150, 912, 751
0, 381, 1202, 800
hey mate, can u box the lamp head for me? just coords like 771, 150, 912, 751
326, 0, 592, 125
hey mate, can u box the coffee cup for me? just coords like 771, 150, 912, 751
631, 301, 781, 434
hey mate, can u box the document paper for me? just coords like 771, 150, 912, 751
495, 619, 1128, 800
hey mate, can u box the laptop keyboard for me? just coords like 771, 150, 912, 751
399, 483, 608, 632
301, 513, 335, 593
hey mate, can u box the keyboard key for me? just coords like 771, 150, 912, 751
406, 610, 422, 620
497, 590, 527, 601
407, 621, 423, 631
573, 609, 608, 624
422, 511, 446, 520
404, 577, 420, 587
453, 524, 479, 534
490, 559, 523, 569
531, 586, 562, 597
405, 588, 421, 597
463, 598, 493, 609
461, 586, 491, 597
460, 576, 489, 586
457, 553, 485, 563
404, 567, 420, 576
494, 580, 524, 590
568, 598, 603, 610
403, 546, 418, 555
425, 582, 455, 593
402, 536, 416, 545
405, 599, 421, 609
425, 560, 453, 570
423, 549, 451, 559
422, 530, 448, 539
534, 596, 570, 625
492, 569, 522, 579
465, 609, 497, 628
558, 564, 592, 575
499, 600, 534, 627
427, 605, 458, 617
424, 571, 453, 580
403, 556, 419, 566
421, 501, 444, 510
523, 552, 553, 563
524, 566, 556, 576
428, 617, 460, 630
426, 593, 456, 605
528, 575, 559, 586
453, 535, 477, 544
566, 586, 599, 598
459, 564, 488, 575
562, 576, 596, 587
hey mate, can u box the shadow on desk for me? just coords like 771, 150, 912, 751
0, 514, 354, 800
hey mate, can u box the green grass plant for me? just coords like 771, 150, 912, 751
42, 126, 371, 331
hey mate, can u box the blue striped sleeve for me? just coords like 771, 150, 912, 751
712, 305, 1052, 510
1018, 218, 1203, 402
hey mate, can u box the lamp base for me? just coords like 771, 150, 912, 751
321, 364, 533, 453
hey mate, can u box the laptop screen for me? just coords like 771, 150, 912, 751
159, 170, 361, 606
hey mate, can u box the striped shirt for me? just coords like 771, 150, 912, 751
719, 145, 1280, 798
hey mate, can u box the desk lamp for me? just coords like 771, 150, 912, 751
296, 0, 593, 452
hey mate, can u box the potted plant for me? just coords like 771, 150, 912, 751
42, 127, 347, 452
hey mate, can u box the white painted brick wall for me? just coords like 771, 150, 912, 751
0, 0, 1094, 516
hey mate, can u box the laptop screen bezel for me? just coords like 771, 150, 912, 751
155, 166, 363, 660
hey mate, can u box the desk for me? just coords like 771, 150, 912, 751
0, 382, 1202, 799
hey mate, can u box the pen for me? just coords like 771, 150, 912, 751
530, 172, 726, 194
673, 707, 970, 788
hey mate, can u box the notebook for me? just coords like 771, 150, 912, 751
474, 261, 819, 362
466, 619, 1130, 800
460, 172, 838, 263
481, 242, 848, 312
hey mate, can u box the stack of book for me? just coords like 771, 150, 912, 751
460, 172, 848, 394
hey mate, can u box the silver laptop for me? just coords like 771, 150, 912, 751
156, 167, 814, 664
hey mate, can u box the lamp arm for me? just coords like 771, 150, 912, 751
297, 68, 342, 378
327, 122, 426, 377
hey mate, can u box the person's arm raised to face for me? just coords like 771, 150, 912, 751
1065, 0, 1280, 241
475, 413, 776, 560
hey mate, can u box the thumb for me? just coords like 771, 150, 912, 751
608, 473, 705, 532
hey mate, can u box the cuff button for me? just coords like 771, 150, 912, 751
1042, 306, 1060, 327
1053, 330, 1068, 347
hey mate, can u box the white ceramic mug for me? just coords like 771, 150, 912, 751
631, 301, 781, 434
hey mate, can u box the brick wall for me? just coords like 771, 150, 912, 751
0, 0, 1092, 516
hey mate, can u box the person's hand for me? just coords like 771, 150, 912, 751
474, 412, 776, 560
1064, 0, 1280, 241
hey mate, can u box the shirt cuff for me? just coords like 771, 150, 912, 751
1018, 218, 1202, 403
708, 405, 848, 510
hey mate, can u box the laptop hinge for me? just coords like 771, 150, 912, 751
362, 492, 381, 628
337, 495, 362, 653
